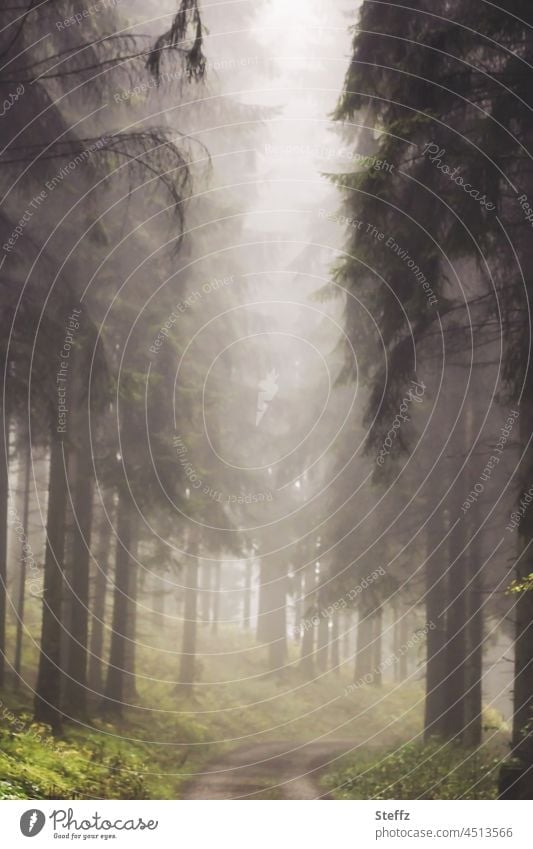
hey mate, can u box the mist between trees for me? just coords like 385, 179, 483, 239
0, 0, 532, 805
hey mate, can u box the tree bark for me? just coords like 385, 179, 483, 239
123, 528, 138, 700
393, 600, 409, 683
371, 605, 383, 686
0, 399, 9, 689
267, 556, 287, 672
243, 559, 253, 630
102, 490, 132, 716
330, 611, 340, 673
14, 438, 31, 684
355, 606, 374, 683
299, 561, 316, 675
441, 460, 469, 741
211, 562, 221, 635
341, 609, 352, 665
256, 558, 269, 644
178, 541, 199, 693
34, 434, 69, 731
200, 558, 212, 624
63, 444, 94, 718
292, 569, 303, 644
462, 502, 483, 748
507, 398, 533, 792
315, 612, 329, 673
398, 607, 409, 682
88, 500, 113, 694
424, 503, 449, 739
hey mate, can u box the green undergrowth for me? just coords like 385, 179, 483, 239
322, 737, 507, 800
1, 625, 430, 799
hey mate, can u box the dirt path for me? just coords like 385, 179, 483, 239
182, 739, 354, 799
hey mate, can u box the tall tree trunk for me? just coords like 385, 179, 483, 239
342, 610, 352, 665
371, 605, 383, 686
200, 558, 212, 624
103, 490, 132, 716
0, 398, 9, 689
123, 529, 138, 700
442, 460, 469, 741
266, 556, 287, 672
63, 444, 94, 718
243, 559, 252, 630
292, 569, 303, 644
424, 499, 450, 740
330, 611, 340, 673
355, 606, 374, 683
316, 612, 329, 673
88, 500, 113, 694
462, 497, 483, 747
315, 580, 330, 673
500, 398, 533, 797
14, 438, 31, 684
152, 576, 167, 627
256, 558, 269, 644
178, 541, 199, 693
34, 434, 69, 731
398, 607, 409, 682
151, 540, 168, 627
299, 561, 316, 675
394, 600, 409, 683
211, 562, 221, 635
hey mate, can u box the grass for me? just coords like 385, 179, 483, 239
3, 619, 506, 800
0, 628, 422, 799
322, 736, 508, 800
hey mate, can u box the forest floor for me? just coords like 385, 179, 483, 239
0, 621, 510, 800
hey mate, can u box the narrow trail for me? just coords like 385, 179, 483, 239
182, 740, 354, 799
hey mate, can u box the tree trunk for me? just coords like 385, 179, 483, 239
442, 463, 469, 741
243, 559, 253, 630
394, 601, 410, 683
34, 434, 69, 731
462, 501, 483, 747
256, 558, 269, 644
398, 607, 409, 682
211, 562, 221, 635
14, 438, 31, 684
178, 543, 199, 693
316, 612, 329, 673
371, 605, 383, 686
267, 556, 287, 672
151, 540, 168, 627
299, 562, 316, 675
501, 398, 533, 796
315, 580, 330, 673
88, 500, 113, 694
342, 610, 352, 665
330, 611, 340, 673
0, 399, 9, 689
102, 490, 132, 716
200, 558, 212, 625
123, 529, 138, 700
424, 501, 450, 740
292, 569, 303, 644
355, 607, 374, 683
152, 576, 167, 627
63, 445, 94, 718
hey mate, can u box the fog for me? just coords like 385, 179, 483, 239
0, 0, 531, 803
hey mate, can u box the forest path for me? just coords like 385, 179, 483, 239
181, 739, 354, 799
